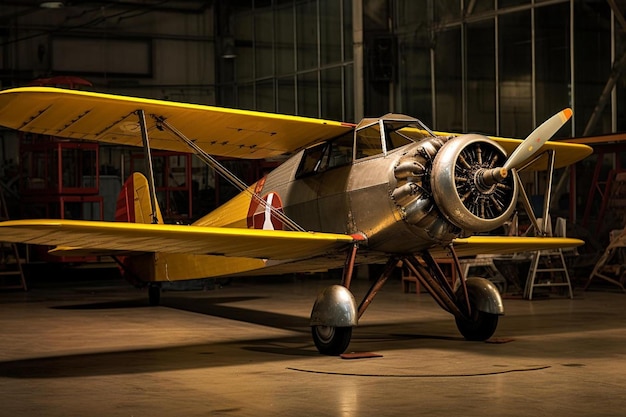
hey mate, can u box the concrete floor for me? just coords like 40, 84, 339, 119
1, 270, 626, 417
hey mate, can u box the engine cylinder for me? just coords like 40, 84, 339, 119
390, 136, 457, 242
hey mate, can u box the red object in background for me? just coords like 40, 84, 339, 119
28, 76, 93, 88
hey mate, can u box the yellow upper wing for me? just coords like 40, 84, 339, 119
486, 137, 592, 170
0, 87, 591, 165
429, 236, 585, 258
430, 130, 593, 170
0, 87, 353, 159
0, 219, 356, 260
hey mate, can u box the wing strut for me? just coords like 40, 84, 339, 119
153, 116, 306, 232
136, 109, 160, 224
514, 148, 557, 236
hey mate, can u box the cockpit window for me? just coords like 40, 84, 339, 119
298, 144, 326, 175
355, 125, 383, 159
385, 129, 414, 151
296, 131, 354, 177
323, 132, 353, 169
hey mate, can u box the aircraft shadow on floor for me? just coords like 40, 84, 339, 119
1, 289, 622, 379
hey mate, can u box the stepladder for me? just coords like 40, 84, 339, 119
524, 248, 573, 300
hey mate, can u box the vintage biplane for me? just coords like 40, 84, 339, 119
0, 87, 591, 355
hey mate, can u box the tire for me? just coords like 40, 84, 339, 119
455, 295, 499, 341
311, 325, 352, 355
455, 310, 499, 341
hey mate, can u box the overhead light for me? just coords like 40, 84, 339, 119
40, 2, 64, 8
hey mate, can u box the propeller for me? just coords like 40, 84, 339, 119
481, 108, 573, 185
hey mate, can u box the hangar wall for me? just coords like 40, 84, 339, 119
0, 1, 218, 221
213, 1, 355, 122
1, 1, 621, 135
391, 0, 618, 140
1, 2, 215, 102
214, 1, 621, 139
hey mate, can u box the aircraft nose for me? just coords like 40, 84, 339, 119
389, 134, 518, 240
430, 134, 517, 232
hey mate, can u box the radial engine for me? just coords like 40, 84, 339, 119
389, 134, 517, 242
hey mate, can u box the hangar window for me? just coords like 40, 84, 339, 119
296, 131, 354, 177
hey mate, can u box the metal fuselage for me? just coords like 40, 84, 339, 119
237, 114, 516, 256
258, 145, 431, 254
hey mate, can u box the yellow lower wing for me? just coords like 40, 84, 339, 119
431, 236, 585, 258
0, 219, 356, 260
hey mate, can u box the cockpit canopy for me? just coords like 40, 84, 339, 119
296, 114, 434, 177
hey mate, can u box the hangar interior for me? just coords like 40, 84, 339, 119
0, 0, 625, 282
2, 1, 626, 416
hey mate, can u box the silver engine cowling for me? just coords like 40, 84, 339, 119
390, 134, 517, 241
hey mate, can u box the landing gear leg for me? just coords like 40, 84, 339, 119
310, 255, 400, 355
310, 243, 360, 355
403, 251, 503, 341
357, 256, 399, 319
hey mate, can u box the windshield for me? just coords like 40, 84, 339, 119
354, 116, 433, 159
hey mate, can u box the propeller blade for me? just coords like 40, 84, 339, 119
502, 108, 572, 171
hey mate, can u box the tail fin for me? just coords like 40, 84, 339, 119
115, 172, 164, 224
114, 172, 267, 284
